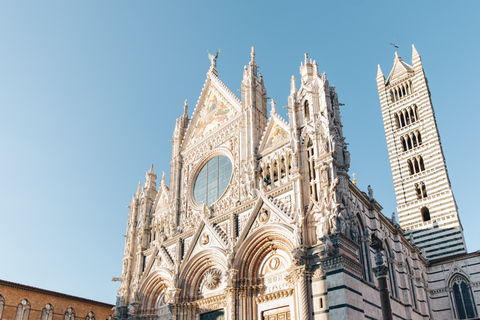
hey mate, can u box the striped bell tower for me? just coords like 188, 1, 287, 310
377, 45, 467, 260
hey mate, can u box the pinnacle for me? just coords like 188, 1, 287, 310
148, 164, 155, 175
377, 64, 383, 77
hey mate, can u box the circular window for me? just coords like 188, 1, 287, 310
193, 155, 232, 206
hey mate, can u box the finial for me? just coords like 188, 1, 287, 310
184, 99, 188, 113
136, 181, 141, 196
148, 164, 155, 175
352, 173, 357, 186
290, 75, 296, 93
161, 171, 166, 187
269, 99, 277, 115
304, 53, 308, 65
251, 46, 256, 60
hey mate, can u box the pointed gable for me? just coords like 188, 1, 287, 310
258, 114, 290, 155
182, 72, 242, 149
386, 52, 414, 85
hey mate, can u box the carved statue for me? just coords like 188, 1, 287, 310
368, 185, 374, 200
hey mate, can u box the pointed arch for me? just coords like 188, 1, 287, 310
450, 274, 477, 319
356, 214, 372, 282
15, 300, 30, 320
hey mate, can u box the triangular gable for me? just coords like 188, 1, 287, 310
236, 193, 294, 246
180, 215, 229, 270
386, 54, 413, 84
182, 72, 242, 149
258, 114, 290, 156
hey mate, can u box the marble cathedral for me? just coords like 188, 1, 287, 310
114, 47, 480, 320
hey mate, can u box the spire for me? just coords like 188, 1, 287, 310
290, 75, 296, 93
304, 53, 309, 66
377, 64, 383, 77
183, 99, 188, 115
412, 44, 422, 67
250, 46, 256, 63
148, 164, 155, 175
136, 181, 141, 197
145, 164, 157, 191
161, 171, 166, 188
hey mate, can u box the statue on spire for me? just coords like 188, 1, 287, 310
208, 49, 220, 70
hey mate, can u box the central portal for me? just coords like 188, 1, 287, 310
200, 309, 225, 320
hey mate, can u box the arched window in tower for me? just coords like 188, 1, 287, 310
394, 113, 400, 129
390, 90, 394, 102
406, 136, 412, 150
412, 133, 418, 148
413, 104, 419, 120
408, 160, 414, 175
414, 158, 420, 173
304, 100, 310, 121
417, 131, 422, 145
409, 107, 416, 123
419, 156, 425, 171
451, 275, 477, 319
421, 207, 431, 222
15, 300, 30, 320
415, 183, 422, 199
405, 110, 411, 125
401, 137, 407, 152
400, 112, 405, 127
421, 182, 427, 198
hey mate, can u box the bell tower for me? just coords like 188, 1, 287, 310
377, 45, 467, 260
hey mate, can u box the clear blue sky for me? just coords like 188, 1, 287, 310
1, 1, 479, 304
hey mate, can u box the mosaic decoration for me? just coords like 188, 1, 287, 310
264, 122, 288, 149
193, 91, 233, 138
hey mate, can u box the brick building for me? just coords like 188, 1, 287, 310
0, 279, 113, 320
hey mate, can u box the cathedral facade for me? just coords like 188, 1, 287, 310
114, 47, 480, 320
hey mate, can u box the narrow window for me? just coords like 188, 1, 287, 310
401, 137, 407, 151
400, 112, 406, 127
417, 131, 422, 145
412, 133, 418, 148
405, 110, 410, 125
304, 100, 310, 120
410, 107, 416, 123
395, 114, 400, 129
452, 276, 477, 319
414, 104, 419, 120
407, 136, 412, 150
421, 207, 431, 221
419, 156, 425, 171
421, 182, 427, 198
408, 160, 414, 175
415, 183, 422, 199
414, 158, 420, 173
319, 298, 323, 308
